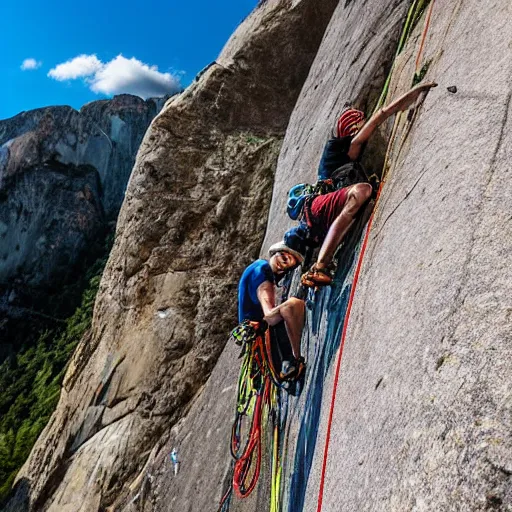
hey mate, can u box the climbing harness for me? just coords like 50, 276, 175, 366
316, 1, 437, 511
229, 320, 262, 347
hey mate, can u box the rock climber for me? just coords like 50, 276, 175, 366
318, 81, 438, 180
170, 448, 179, 476
295, 81, 438, 287
238, 230, 307, 379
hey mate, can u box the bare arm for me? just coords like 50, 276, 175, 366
257, 281, 284, 326
348, 81, 437, 160
257, 280, 276, 317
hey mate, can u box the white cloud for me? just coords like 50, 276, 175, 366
90, 55, 181, 98
21, 58, 42, 70
48, 54, 103, 80
48, 54, 181, 99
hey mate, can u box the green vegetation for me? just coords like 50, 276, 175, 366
245, 134, 267, 145
0, 235, 113, 503
413, 59, 432, 86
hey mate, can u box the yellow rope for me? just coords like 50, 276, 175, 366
375, 0, 436, 223
270, 385, 281, 512
375, 0, 423, 110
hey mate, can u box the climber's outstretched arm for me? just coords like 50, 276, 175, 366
347, 81, 437, 160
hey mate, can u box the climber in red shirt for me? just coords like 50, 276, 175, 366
297, 81, 437, 287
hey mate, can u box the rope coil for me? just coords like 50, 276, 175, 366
220, 327, 283, 511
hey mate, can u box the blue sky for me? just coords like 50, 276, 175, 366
1, 0, 257, 120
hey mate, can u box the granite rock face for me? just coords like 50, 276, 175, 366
9, 0, 512, 511
307, 1, 512, 509
262, 0, 410, 251
5, 1, 339, 510
115, 1, 512, 511
0, 160, 103, 289
135, 1, 413, 510
272, 0, 511, 510
0, 95, 162, 219
0, 95, 163, 357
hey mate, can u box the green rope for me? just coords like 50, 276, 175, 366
237, 346, 258, 416
374, 0, 428, 110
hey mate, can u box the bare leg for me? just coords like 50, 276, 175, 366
316, 183, 372, 268
279, 298, 305, 359
264, 297, 305, 358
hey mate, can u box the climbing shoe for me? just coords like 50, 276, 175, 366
301, 264, 333, 288
280, 356, 306, 381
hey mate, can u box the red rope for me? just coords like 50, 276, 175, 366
415, 0, 436, 74
316, 1, 438, 507
233, 376, 271, 499
316, 185, 382, 512
233, 390, 263, 498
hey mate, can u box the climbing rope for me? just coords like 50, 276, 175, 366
376, 0, 427, 109
219, 323, 284, 511
230, 347, 260, 458
233, 379, 267, 498
269, 384, 282, 512
414, 0, 435, 78
315, 186, 380, 512
383, 0, 437, 184
316, 1, 436, 510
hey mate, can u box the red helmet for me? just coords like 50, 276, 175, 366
336, 108, 365, 138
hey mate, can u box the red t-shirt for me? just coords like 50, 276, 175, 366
306, 188, 349, 239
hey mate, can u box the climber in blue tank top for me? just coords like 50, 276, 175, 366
237, 229, 308, 380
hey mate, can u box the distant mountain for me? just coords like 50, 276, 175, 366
0, 94, 168, 357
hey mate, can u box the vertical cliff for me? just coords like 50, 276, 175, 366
4, 1, 339, 510
115, 1, 511, 511
300, 0, 512, 509
264, 0, 512, 510
7, 0, 511, 510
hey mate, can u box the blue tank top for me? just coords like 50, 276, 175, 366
238, 259, 275, 323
